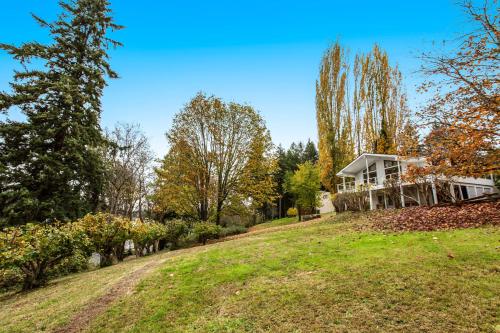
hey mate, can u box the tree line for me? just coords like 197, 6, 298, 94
1, 0, 495, 228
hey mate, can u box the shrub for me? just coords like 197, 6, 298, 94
0, 268, 23, 290
286, 207, 298, 217
75, 213, 130, 267
130, 219, 164, 256
164, 219, 189, 249
220, 225, 248, 237
192, 222, 222, 245
49, 251, 90, 277
0, 223, 91, 290
332, 191, 369, 213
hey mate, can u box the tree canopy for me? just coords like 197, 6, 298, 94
316, 42, 411, 192
284, 161, 321, 215
153, 93, 277, 224
0, 0, 122, 226
416, 0, 499, 178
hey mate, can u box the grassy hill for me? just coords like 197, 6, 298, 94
1, 214, 498, 332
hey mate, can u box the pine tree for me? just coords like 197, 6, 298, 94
0, 0, 122, 226
302, 140, 319, 164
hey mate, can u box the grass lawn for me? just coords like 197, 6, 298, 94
250, 216, 300, 230
1, 214, 499, 332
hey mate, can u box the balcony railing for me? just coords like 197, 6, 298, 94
337, 177, 381, 193
337, 181, 356, 193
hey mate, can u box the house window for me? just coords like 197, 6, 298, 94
460, 185, 469, 200
363, 163, 377, 184
384, 160, 400, 180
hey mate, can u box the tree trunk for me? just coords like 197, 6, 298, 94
100, 252, 114, 267
114, 241, 126, 262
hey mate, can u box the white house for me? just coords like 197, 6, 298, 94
336, 153, 497, 210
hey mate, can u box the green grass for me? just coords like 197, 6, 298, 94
251, 216, 301, 230
1, 214, 499, 333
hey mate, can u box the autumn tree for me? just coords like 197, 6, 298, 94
0, 0, 122, 226
316, 42, 410, 192
101, 123, 155, 220
357, 46, 410, 155
417, 0, 499, 177
316, 42, 354, 192
154, 93, 276, 224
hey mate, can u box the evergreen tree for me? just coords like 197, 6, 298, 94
0, 0, 122, 226
302, 139, 318, 164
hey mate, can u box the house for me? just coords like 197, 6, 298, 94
336, 153, 497, 210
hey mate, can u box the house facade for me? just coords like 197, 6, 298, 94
336, 153, 497, 210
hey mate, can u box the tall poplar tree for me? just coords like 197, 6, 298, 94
0, 0, 122, 226
316, 42, 354, 192
316, 42, 410, 192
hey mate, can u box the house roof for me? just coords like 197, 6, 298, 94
336, 153, 399, 177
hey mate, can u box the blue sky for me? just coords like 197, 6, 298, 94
0, 0, 471, 157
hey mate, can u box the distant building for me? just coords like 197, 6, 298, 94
318, 191, 334, 214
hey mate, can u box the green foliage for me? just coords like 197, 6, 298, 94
275, 141, 319, 218
0, 223, 91, 290
220, 225, 248, 237
164, 219, 190, 249
192, 222, 222, 245
0, 0, 122, 226
129, 219, 165, 257
285, 162, 321, 214
75, 213, 130, 267
154, 93, 276, 224
286, 207, 298, 217
0, 268, 23, 290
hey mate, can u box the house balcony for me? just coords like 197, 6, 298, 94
337, 177, 381, 193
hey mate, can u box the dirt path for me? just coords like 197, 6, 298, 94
52, 259, 163, 333
52, 216, 332, 333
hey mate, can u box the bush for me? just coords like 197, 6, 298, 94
49, 251, 90, 277
332, 191, 369, 213
75, 213, 130, 267
192, 222, 222, 245
0, 268, 23, 290
164, 219, 189, 249
220, 225, 248, 237
0, 223, 91, 290
286, 207, 298, 217
130, 219, 166, 257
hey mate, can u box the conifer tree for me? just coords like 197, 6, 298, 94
0, 0, 122, 226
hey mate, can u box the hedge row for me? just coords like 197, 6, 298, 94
0, 213, 247, 290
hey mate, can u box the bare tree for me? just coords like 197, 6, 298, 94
102, 123, 155, 220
